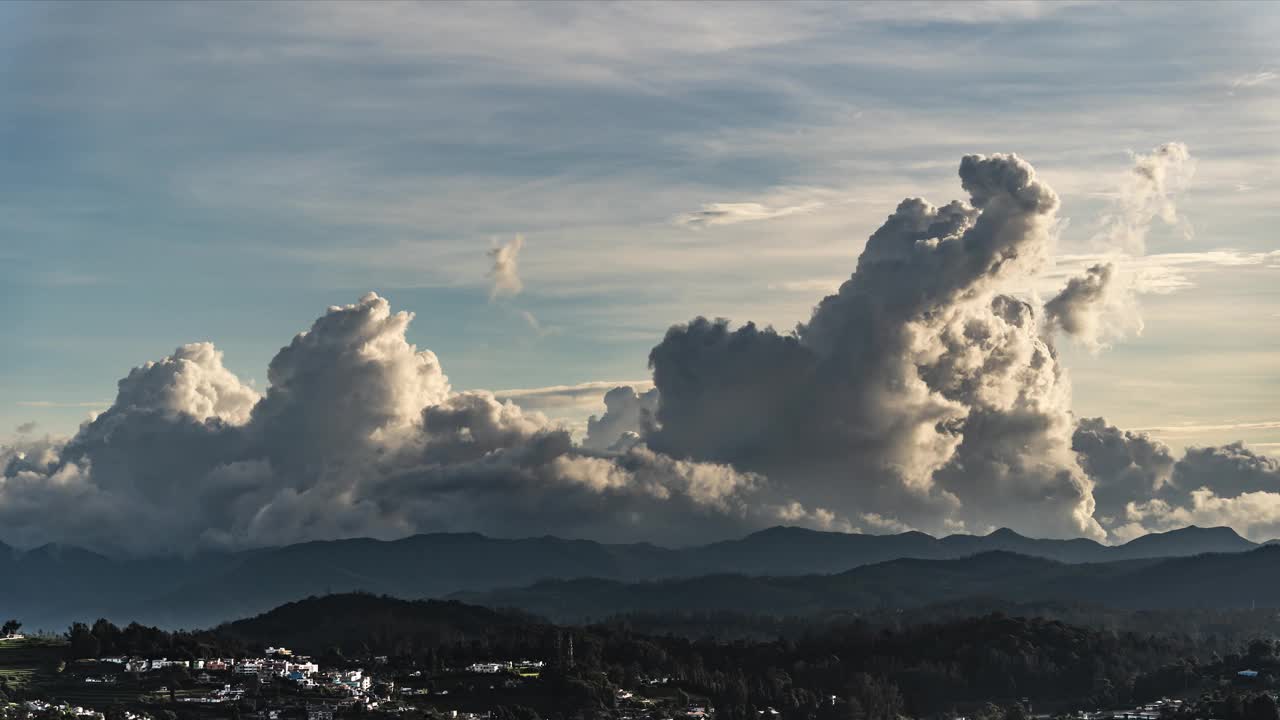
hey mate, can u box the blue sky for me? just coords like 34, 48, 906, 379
2, 0, 1278, 453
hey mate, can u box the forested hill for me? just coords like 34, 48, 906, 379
49, 593, 1253, 719
0, 524, 1261, 630
215, 594, 543, 657
454, 545, 1280, 622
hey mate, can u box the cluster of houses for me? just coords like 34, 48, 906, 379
82, 647, 377, 704
1072, 698, 1187, 720
14, 644, 717, 720
1110, 699, 1186, 720
464, 660, 545, 677
2, 700, 142, 720
100, 651, 321, 683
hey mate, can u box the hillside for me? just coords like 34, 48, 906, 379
214, 593, 542, 656
0, 524, 1263, 630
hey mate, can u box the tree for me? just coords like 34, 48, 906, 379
1246, 694, 1280, 720
1, 620, 20, 637
67, 622, 100, 659
1246, 639, 1275, 664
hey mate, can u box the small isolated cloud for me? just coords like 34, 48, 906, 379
1093, 142, 1195, 255
15, 422, 37, 434
487, 235, 525, 299
676, 200, 823, 228
1044, 263, 1121, 350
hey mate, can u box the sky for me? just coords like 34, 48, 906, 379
1, 1, 1279, 551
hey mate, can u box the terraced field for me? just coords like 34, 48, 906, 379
0, 639, 162, 708
0, 637, 65, 690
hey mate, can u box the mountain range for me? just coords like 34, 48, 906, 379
0, 524, 1264, 630
455, 544, 1280, 622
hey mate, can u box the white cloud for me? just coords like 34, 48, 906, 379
648, 153, 1108, 541
494, 380, 655, 413
676, 200, 824, 228
1230, 70, 1277, 90
0, 295, 840, 553
1131, 420, 1280, 435
1042, 249, 1280, 301
1126, 489, 1280, 542
16, 401, 111, 409
487, 235, 525, 300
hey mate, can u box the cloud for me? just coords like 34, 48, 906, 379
1230, 70, 1277, 90
1125, 489, 1280, 543
15, 422, 37, 434
646, 153, 1107, 540
768, 278, 845, 294
494, 380, 655, 414
16, 401, 111, 409
1071, 418, 1175, 531
1044, 263, 1119, 349
4, 151, 1276, 552
0, 293, 840, 554
1073, 419, 1280, 542
675, 200, 824, 228
1047, 248, 1280, 297
116, 342, 260, 425
1034, 143, 1198, 351
1094, 142, 1195, 255
1131, 420, 1280, 435
487, 235, 525, 299
584, 386, 660, 451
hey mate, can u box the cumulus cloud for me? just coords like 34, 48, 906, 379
675, 200, 823, 228
583, 386, 660, 451
1074, 419, 1280, 542
494, 380, 654, 414
646, 153, 1106, 540
116, 342, 261, 425
5, 151, 1276, 553
1044, 263, 1126, 349
1038, 143, 1197, 350
15, 422, 37, 435
0, 293, 840, 554
487, 235, 525, 299
1125, 490, 1280, 543
1071, 418, 1175, 532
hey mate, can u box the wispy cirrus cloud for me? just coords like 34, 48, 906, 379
1046, 249, 1280, 295
1230, 70, 1277, 90
1131, 420, 1280, 435
676, 200, 825, 228
16, 400, 111, 409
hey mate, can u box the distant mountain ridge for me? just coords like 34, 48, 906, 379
0, 524, 1261, 630
455, 544, 1280, 622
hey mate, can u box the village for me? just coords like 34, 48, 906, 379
0, 639, 716, 720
